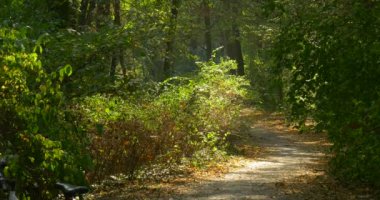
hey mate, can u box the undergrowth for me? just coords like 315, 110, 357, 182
76, 59, 249, 182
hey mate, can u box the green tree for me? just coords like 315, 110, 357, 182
273, 0, 380, 186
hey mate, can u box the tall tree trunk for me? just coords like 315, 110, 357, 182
114, 0, 127, 77
223, 0, 245, 75
232, 24, 244, 75
163, 0, 180, 78
79, 0, 89, 26
114, 0, 121, 25
110, 0, 124, 80
86, 0, 97, 26
203, 0, 212, 60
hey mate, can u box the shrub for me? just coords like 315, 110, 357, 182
0, 28, 91, 199
78, 59, 248, 181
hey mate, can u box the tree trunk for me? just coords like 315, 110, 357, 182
114, 0, 121, 25
79, 0, 89, 27
232, 24, 244, 75
203, 0, 212, 60
86, 0, 96, 26
222, 0, 245, 75
115, 0, 126, 77
163, 0, 180, 78
109, 0, 126, 81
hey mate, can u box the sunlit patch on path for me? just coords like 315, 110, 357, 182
172, 123, 326, 200
167, 110, 375, 200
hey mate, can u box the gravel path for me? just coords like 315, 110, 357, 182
173, 124, 326, 200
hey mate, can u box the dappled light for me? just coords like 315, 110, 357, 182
0, 0, 379, 199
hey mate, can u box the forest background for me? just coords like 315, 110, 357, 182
0, 0, 379, 199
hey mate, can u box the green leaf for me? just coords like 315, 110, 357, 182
64, 65, 72, 76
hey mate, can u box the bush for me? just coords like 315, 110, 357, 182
0, 28, 91, 199
78, 59, 248, 181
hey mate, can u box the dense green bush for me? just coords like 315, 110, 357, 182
273, 0, 380, 186
0, 28, 91, 199
78, 59, 248, 181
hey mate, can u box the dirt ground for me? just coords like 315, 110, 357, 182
90, 109, 379, 200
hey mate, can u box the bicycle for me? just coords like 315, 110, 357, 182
0, 159, 89, 200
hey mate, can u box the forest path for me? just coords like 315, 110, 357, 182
91, 109, 376, 200
166, 109, 376, 200
170, 110, 330, 200
174, 132, 321, 199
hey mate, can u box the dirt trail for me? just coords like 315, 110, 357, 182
167, 110, 376, 200
172, 115, 327, 199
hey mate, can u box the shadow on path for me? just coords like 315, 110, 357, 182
174, 126, 326, 200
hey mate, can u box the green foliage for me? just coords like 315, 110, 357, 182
40, 27, 133, 97
245, 55, 283, 109
0, 28, 91, 199
0, 1, 252, 197
239, 0, 284, 109
273, 0, 380, 186
78, 59, 248, 181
